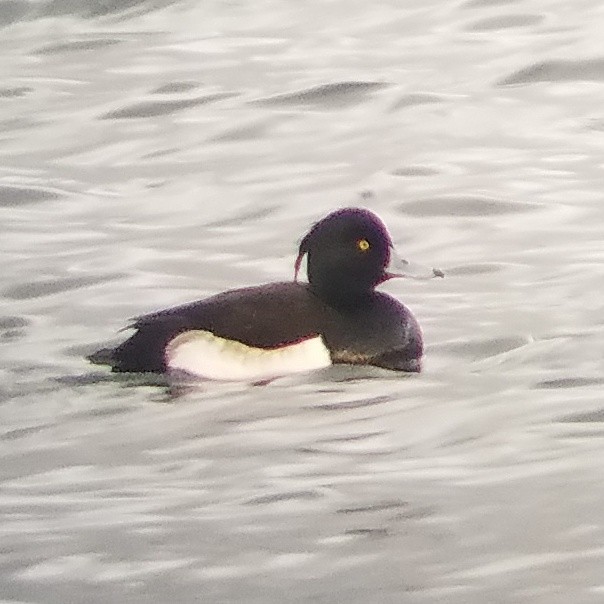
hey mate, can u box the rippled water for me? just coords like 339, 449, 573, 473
1, 1, 604, 602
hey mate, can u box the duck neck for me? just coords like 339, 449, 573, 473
309, 278, 374, 311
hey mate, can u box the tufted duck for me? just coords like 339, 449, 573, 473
88, 208, 443, 380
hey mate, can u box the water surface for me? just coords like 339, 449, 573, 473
1, 1, 604, 602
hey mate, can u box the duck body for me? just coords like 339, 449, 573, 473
89, 280, 423, 375
89, 207, 440, 380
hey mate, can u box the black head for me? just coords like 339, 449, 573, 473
295, 208, 394, 306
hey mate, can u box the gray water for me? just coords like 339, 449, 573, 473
1, 1, 604, 602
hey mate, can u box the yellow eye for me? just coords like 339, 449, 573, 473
357, 239, 370, 252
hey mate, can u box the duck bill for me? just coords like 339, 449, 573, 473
383, 246, 444, 281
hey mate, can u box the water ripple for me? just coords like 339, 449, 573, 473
500, 58, 604, 86
398, 195, 540, 217
101, 92, 239, 120
0, 185, 61, 206
0, 86, 32, 98
4, 274, 125, 300
152, 81, 199, 95
252, 81, 390, 108
34, 39, 122, 55
467, 14, 544, 31
389, 93, 444, 111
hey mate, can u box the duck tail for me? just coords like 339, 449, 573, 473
87, 347, 116, 367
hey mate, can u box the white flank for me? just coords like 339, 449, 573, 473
165, 330, 332, 382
